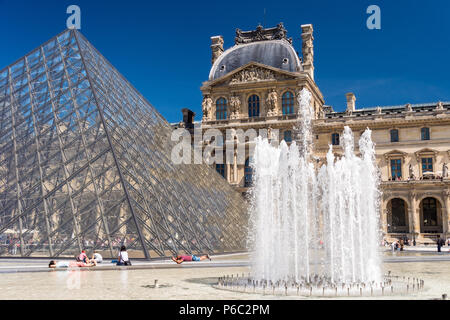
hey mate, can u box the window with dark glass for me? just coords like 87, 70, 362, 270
421, 157, 433, 173
390, 159, 402, 179
248, 95, 260, 118
331, 133, 340, 146
215, 163, 225, 177
244, 158, 253, 187
282, 91, 294, 115
422, 198, 437, 226
284, 130, 292, 143
421, 127, 430, 140
390, 129, 399, 142
391, 198, 406, 226
216, 97, 227, 120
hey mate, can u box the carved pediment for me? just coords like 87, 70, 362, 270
414, 148, 438, 162
383, 150, 408, 162
229, 66, 277, 84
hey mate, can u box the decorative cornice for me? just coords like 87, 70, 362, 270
235, 23, 292, 45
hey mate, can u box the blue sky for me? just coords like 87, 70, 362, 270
1, 0, 450, 122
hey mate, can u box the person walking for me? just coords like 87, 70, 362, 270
437, 237, 444, 252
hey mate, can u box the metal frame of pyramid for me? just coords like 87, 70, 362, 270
0, 29, 248, 259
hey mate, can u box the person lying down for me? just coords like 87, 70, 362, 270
48, 260, 96, 268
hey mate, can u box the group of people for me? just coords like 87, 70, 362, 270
48, 245, 132, 269
48, 246, 213, 269
384, 236, 449, 253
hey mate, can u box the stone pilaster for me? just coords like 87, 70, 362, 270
442, 190, 450, 237
409, 191, 420, 237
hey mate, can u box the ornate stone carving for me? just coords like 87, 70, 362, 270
234, 23, 292, 45
317, 107, 325, 119
405, 103, 413, 112
210, 36, 224, 65
437, 101, 444, 110
266, 89, 278, 116
443, 162, 448, 179
229, 95, 241, 119
202, 95, 212, 121
409, 164, 416, 180
229, 66, 276, 84
376, 107, 382, 114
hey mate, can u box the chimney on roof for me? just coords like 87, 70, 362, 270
181, 108, 195, 129
301, 24, 314, 80
211, 36, 224, 65
346, 93, 356, 112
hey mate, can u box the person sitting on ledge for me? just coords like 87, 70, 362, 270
91, 252, 103, 264
116, 245, 132, 266
171, 254, 211, 264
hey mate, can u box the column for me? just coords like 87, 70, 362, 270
443, 191, 450, 237
233, 152, 238, 184
409, 191, 420, 237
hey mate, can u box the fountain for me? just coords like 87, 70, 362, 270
215, 88, 425, 297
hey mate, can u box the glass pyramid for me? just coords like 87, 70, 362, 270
0, 29, 248, 259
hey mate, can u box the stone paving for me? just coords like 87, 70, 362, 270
0, 251, 448, 300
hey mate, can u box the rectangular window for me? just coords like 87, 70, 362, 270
331, 133, 339, 146
421, 157, 433, 173
421, 128, 430, 140
215, 164, 225, 178
390, 130, 399, 142
390, 159, 402, 179
284, 130, 292, 143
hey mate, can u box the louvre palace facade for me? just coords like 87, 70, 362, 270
188, 23, 450, 244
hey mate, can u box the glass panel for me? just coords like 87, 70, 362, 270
0, 29, 248, 258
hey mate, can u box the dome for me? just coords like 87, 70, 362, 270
209, 40, 302, 81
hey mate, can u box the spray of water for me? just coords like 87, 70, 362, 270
248, 88, 381, 285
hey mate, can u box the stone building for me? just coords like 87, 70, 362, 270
193, 23, 450, 244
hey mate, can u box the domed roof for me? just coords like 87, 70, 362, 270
209, 40, 302, 81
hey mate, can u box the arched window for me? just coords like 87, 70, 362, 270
387, 198, 408, 233
284, 130, 292, 143
216, 98, 227, 120
331, 133, 340, 146
248, 95, 260, 118
390, 129, 399, 142
282, 91, 294, 115
422, 198, 437, 227
421, 127, 430, 140
244, 158, 253, 187
420, 197, 442, 233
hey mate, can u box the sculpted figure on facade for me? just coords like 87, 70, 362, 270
202, 95, 213, 121
409, 164, 416, 180
405, 103, 413, 112
437, 101, 444, 110
230, 67, 275, 84
317, 107, 325, 119
229, 95, 241, 119
443, 162, 448, 179
266, 89, 278, 116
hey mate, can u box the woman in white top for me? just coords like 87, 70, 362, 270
117, 245, 131, 266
